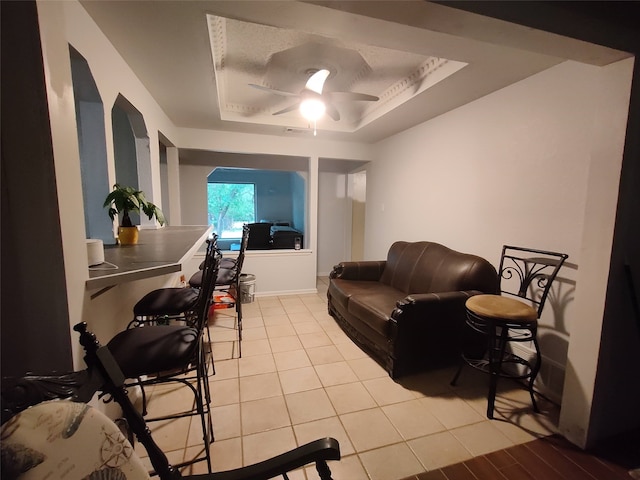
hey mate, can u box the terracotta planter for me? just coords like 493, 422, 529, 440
118, 226, 139, 245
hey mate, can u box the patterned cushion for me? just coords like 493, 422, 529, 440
1, 400, 149, 479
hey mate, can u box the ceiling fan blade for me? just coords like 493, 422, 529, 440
305, 69, 330, 94
272, 102, 301, 116
325, 103, 340, 121
249, 84, 299, 98
325, 91, 379, 102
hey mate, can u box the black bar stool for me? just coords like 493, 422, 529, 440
451, 245, 568, 419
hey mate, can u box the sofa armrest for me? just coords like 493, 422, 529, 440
330, 261, 387, 281
394, 290, 483, 312
388, 290, 486, 369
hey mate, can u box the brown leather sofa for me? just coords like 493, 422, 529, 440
327, 241, 499, 378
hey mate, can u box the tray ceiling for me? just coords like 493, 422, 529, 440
80, 1, 629, 143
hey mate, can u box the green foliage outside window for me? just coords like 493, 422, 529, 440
207, 183, 255, 237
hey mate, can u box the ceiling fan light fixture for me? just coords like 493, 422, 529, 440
299, 98, 326, 121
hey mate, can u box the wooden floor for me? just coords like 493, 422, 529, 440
400, 430, 640, 480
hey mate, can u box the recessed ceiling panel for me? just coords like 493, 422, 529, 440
208, 14, 467, 133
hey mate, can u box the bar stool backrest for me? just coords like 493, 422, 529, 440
194, 234, 222, 330
497, 245, 568, 318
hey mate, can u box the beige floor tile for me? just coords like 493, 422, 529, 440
260, 306, 287, 316
241, 395, 291, 435
266, 323, 297, 338
210, 378, 240, 406
240, 338, 272, 357
293, 416, 355, 456
420, 392, 486, 429
335, 341, 368, 359
238, 353, 276, 377
283, 304, 311, 314
211, 327, 238, 342
239, 372, 283, 402
288, 312, 318, 324
449, 421, 514, 456
262, 314, 291, 326
186, 412, 213, 448
280, 297, 305, 306
340, 408, 403, 452
408, 431, 473, 471
363, 377, 418, 406
145, 416, 190, 453
211, 403, 241, 440
298, 331, 333, 349
268, 335, 303, 353
382, 399, 446, 440
241, 316, 264, 328
211, 358, 238, 381
193, 437, 242, 472
242, 426, 297, 465
325, 382, 378, 414
278, 366, 323, 394
324, 326, 354, 344
180, 445, 212, 475
285, 388, 336, 425
241, 326, 268, 341
146, 382, 196, 417
315, 361, 359, 386
308, 455, 368, 480
274, 349, 312, 371
257, 298, 281, 308
151, 283, 560, 471
211, 341, 236, 361
292, 321, 324, 335
347, 357, 387, 380
306, 345, 344, 366
360, 442, 424, 480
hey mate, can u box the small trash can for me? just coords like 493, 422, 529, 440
239, 273, 256, 303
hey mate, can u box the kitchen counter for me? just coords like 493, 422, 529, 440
87, 226, 211, 291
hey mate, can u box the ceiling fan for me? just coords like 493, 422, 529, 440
249, 69, 379, 123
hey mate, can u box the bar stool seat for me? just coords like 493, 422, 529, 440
466, 295, 537, 321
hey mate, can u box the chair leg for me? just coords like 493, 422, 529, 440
528, 335, 542, 413
236, 291, 243, 358
138, 378, 148, 416
450, 361, 464, 386
198, 348, 215, 471
487, 326, 508, 419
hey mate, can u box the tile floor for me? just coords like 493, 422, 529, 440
136, 277, 559, 480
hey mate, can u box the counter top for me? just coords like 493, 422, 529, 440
87, 226, 211, 291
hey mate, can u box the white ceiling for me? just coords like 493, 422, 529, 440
80, 1, 629, 144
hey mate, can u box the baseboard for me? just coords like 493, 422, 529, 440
254, 288, 318, 297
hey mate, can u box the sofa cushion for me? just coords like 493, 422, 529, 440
328, 279, 384, 311
348, 285, 405, 337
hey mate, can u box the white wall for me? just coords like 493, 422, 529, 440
317, 171, 351, 275
368, 59, 632, 435
37, 1, 186, 369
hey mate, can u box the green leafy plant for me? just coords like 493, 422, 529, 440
104, 184, 165, 227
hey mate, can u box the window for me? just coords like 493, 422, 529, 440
207, 183, 255, 238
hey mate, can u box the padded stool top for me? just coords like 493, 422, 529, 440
466, 294, 537, 322
133, 287, 198, 316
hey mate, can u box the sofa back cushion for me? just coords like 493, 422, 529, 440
379, 241, 498, 294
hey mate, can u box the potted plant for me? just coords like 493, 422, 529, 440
104, 184, 165, 245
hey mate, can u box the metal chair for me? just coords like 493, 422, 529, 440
107, 235, 221, 472
451, 245, 568, 419
190, 224, 250, 357
1, 322, 341, 480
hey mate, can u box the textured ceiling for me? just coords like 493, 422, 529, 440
80, 1, 630, 143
